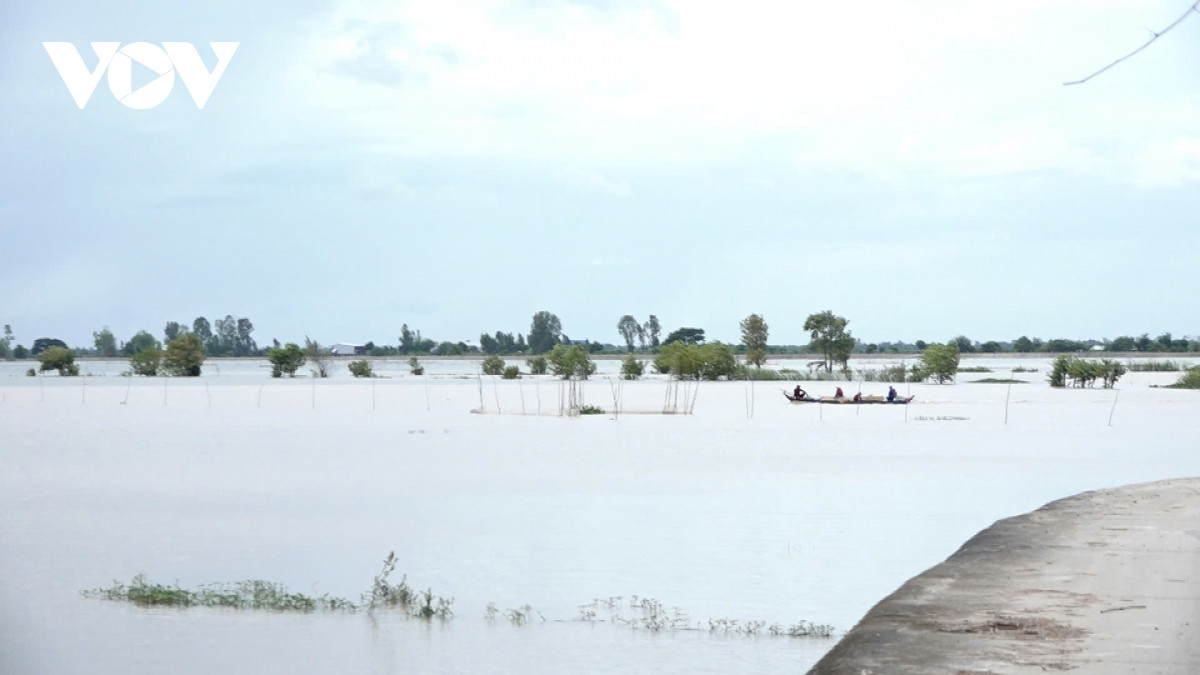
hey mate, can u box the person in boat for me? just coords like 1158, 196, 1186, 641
853, 392, 862, 402
834, 387, 844, 398
887, 386, 898, 402
793, 384, 807, 400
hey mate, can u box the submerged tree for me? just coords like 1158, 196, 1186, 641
266, 343, 306, 378
163, 333, 206, 376
803, 310, 854, 373
38, 346, 79, 376
304, 337, 330, 378
740, 313, 769, 367
917, 343, 960, 384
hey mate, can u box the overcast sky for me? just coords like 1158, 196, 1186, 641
2, 0, 1197, 349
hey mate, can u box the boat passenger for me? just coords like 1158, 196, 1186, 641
853, 392, 862, 402
887, 386, 898, 402
834, 387, 844, 398
793, 385, 807, 400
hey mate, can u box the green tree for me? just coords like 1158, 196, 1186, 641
122, 330, 160, 357
644, 315, 661, 349
617, 315, 640, 352
740, 313, 769, 367
547, 344, 595, 411
546, 343, 595, 380
528, 311, 563, 354
918, 343, 960, 384
38, 346, 79, 376
164, 321, 185, 344
92, 326, 118, 357
1012, 336, 1035, 353
698, 342, 738, 380
479, 333, 499, 355
979, 341, 1002, 353
620, 353, 644, 380
31, 338, 68, 356
1107, 336, 1135, 352
481, 355, 505, 375
129, 348, 162, 376
803, 310, 854, 373
304, 337, 330, 378
348, 359, 374, 378
951, 336, 975, 353
0, 324, 12, 360
526, 355, 548, 375
163, 333, 206, 376
266, 343, 306, 378
399, 324, 417, 354
663, 327, 705, 345
13, 344, 29, 359
192, 317, 212, 343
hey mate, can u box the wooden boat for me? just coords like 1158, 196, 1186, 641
783, 392, 914, 405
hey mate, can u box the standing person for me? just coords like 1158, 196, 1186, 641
887, 386, 898, 402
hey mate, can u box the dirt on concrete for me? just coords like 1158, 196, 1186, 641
808, 477, 1200, 674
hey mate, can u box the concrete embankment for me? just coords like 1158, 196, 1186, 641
809, 478, 1200, 674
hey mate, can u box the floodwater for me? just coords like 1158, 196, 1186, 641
1, 356, 1198, 673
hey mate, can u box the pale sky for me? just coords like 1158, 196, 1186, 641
2, 0, 1198, 349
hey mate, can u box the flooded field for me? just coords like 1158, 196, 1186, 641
1, 356, 1197, 673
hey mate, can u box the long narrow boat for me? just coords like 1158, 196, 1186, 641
783, 392, 915, 405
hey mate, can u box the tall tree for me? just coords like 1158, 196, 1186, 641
644, 315, 661, 349
528, 311, 563, 354
399, 324, 416, 354
617, 315, 640, 352
164, 321, 185, 343
951, 335, 975, 353
803, 310, 854, 373
0, 324, 13, 359
93, 326, 118, 357
740, 314, 769, 367
192, 317, 212, 343
236, 318, 257, 356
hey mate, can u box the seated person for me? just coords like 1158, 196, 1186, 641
834, 387, 844, 398
793, 385, 807, 399
853, 392, 862, 402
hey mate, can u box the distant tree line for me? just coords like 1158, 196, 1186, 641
2, 309, 1196, 379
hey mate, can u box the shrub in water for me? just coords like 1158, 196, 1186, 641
481, 355, 505, 376
501, 365, 521, 380
348, 360, 373, 378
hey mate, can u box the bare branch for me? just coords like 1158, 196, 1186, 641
1064, 1, 1200, 86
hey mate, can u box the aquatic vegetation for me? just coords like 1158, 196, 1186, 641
1126, 359, 1186, 372
1166, 366, 1200, 389
83, 574, 353, 612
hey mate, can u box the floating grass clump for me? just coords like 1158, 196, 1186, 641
83, 574, 354, 612
957, 366, 993, 373
1011, 366, 1038, 373
85, 552, 449, 619
971, 378, 1027, 384
575, 595, 835, 638
1126, 359, 1186, 372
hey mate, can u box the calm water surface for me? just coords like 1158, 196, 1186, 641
1, 358, 1197, 673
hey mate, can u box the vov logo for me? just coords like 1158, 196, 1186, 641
43, 42, 239, 109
